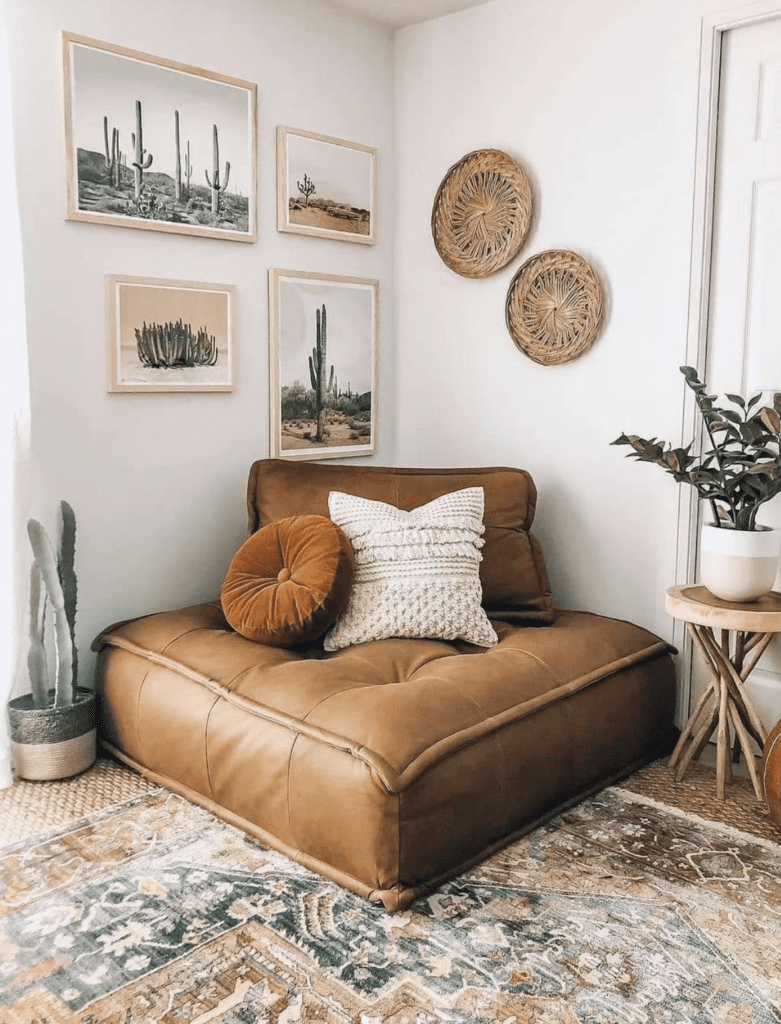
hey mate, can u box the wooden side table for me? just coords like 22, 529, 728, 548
665, 585, 781, 801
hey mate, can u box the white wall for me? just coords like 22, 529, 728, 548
5, 0, 395, 697
394, 0, 761, 643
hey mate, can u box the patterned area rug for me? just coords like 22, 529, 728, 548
2, 781, 780, 1024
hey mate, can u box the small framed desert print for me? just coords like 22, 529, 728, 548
63, 32, 258, 242
106, 274, 236, 392
277, 126, 376, 244
269, 269, 379, 460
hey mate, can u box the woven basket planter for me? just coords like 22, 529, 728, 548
432, 149, 533, 278
506, 249, 604, 365
8, 688, 97, 780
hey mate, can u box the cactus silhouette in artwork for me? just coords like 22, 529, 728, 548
204, 124, 230, 215
111, 128, 122, 187
184, 139, 193, 193
103, 116, 122, 186
308, 305, 334, 443
130, 99, 153, 202
103, 116, 112, 169
174, 110, 182, 202
297, 173, 316, 207
136, 320, 218, 369
27, 501, 78, 708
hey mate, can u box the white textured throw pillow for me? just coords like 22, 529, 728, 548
324, 486, 498, 651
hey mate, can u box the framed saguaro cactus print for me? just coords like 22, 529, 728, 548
63, 32, 258, 242
269, 269, 379, 460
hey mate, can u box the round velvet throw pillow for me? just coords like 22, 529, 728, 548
221, 515, 355, 647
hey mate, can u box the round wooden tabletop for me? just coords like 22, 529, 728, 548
666, 584, 781, 632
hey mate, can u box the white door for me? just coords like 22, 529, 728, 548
700, 14, 781, 733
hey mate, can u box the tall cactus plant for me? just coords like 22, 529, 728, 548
131, 99, 153, 202
27, 563, 48, 709
308, 305, 334, 443
204, 124, 230, 215
26, 501, 78, 708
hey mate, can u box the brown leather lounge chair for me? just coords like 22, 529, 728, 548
93, 460, 677, 911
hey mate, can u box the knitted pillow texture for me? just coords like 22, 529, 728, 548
324, 487, 498, 651
221, 514, 355, 647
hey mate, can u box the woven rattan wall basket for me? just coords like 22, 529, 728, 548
505, 249, 604, 365
431, 149, 533, 278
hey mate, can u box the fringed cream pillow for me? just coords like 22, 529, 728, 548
324, 487, 498, 651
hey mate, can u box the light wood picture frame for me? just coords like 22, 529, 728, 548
277, 126, 377, 244
106, 274, 236, 392
269, 269, 379, 460
63, 32, 258, 242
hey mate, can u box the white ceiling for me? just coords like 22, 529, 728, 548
325, 0, 495, 29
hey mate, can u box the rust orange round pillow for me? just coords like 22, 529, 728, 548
221, 515, 355, 646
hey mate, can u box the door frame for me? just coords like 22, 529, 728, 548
675, 0, 781, 721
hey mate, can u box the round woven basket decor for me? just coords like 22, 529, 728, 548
431, 149, 533, 278
505, 249, 604, 365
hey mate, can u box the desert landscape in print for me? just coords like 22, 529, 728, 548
275, 275, 376, 457
282, 129, 374, 241
67, 37, 255, 237
288, 185, 369, 237
280, 303, 372, 450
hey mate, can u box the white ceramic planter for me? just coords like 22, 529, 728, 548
700, 523, 781, 603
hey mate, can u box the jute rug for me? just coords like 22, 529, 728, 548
1, 759, 780, 1023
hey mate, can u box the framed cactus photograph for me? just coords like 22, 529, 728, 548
106, 274, 236, 392
269, 269, 379, 460
277, 127, 377, 245
62, 32, 258, 242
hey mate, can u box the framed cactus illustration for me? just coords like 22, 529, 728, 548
269, 269, 379, 460
106, 274, 236, 392
277, 127, 377, 245
62, 32, 258, 242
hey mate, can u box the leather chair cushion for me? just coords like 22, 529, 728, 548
93, 601, 677, 911
246, 460, 557, 624
221, 514, 355, 647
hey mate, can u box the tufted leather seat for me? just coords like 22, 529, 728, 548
93, 461, 677, 910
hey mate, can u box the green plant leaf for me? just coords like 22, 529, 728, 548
720, 409, 743, 424
725, 393, 746, 408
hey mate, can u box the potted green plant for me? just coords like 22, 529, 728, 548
613, 366, 781, 602
7, 501, 96, 779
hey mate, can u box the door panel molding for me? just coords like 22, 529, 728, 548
745, 178, 781, 392
676, 1, 781, 722
757, 57, 781, 140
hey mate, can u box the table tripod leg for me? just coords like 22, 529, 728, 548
668, 678, 717, 768
727, 702, 765, 801
675, 700, 719, 782
716, 671, 731, 799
